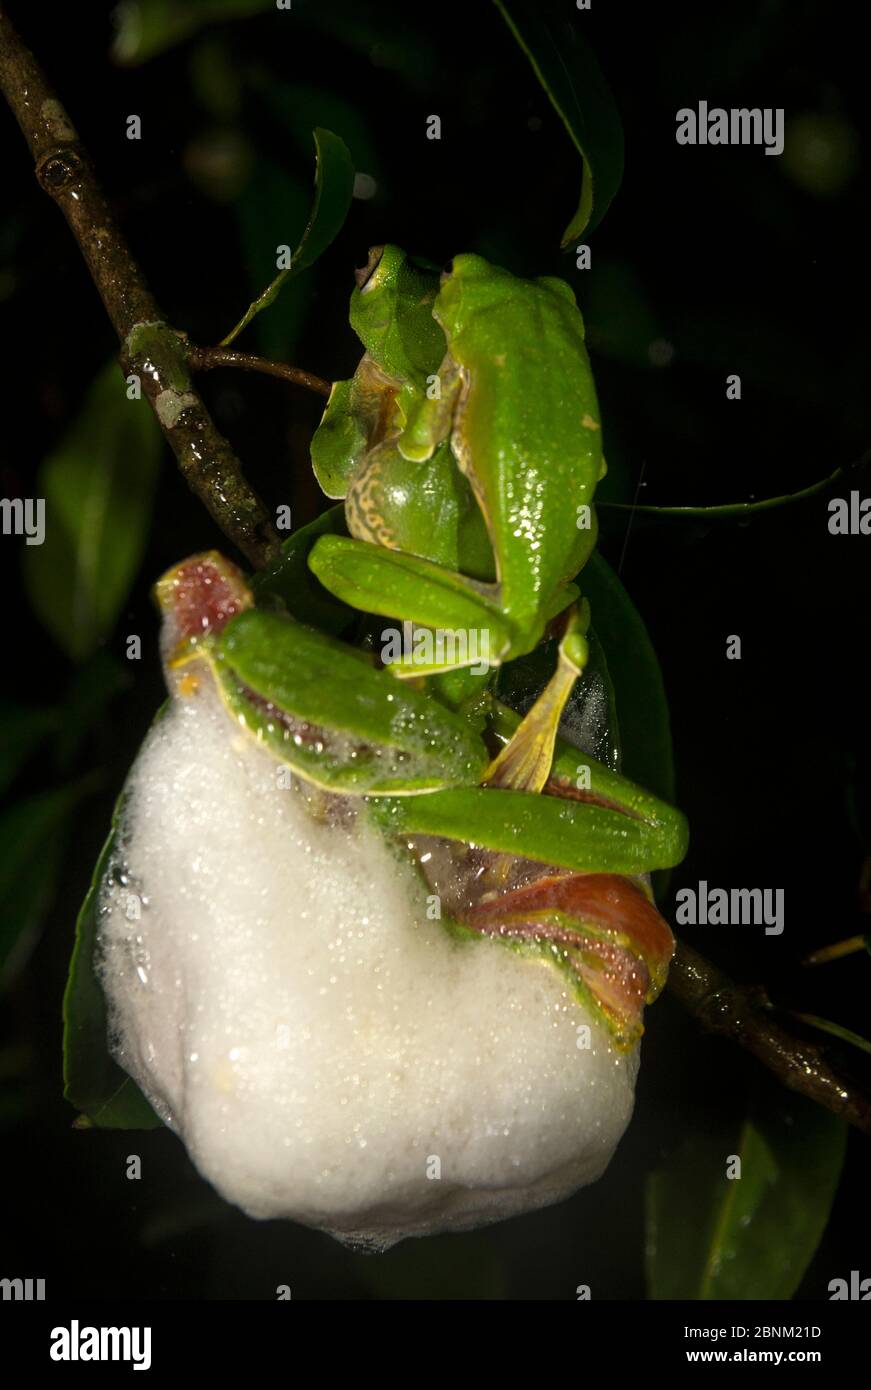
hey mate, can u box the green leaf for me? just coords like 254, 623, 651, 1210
222, 128, 355, 346
785, 1012, 871, 1058
252, 503, 353, 634
23, 360, 162, 663
646, 1092, 847, 1300
0, 781, 94, 987
0, 701, 60, 794
234, 161, 313, 361
113, 1, 439, 81
293, 5, 439, 85
55, 651, 131, 772
581, 550, 675, 804
112, 0, 274, 65
249, 70, 380, 181
581, 551, 679, 899
63, 794, 162, 1129
496, 625, 621, 772
494, 0, 624, 245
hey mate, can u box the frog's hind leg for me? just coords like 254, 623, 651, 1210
483, 603, 590, 794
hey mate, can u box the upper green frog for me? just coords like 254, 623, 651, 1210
309, 249, 606, 673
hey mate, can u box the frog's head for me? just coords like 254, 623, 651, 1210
434, 253, 516, 339
349, 245, 445, 381
352, 243, 406, 299
436, 254, 580, 343
439, 253, 579, 293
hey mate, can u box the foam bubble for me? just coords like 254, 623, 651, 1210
97, 686, 640, 1248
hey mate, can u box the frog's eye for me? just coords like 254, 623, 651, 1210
355, 245, 385, 291
441, 253, 489, 285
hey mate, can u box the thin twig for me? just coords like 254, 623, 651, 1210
668, 941, 871, 1136
616, 457, 646, 574
0, 7, 280, 568
188, 345, 331, 398
599, 451, 869, 522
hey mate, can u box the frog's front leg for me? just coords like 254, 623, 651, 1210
490, 697, 690, 869
393, 350, 463, 464
156, 553, 488, 794
308, 533, 575, 673
369, 735, 688, 1050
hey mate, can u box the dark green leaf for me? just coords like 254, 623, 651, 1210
250, 70, 380, 180
55, 651, 131, 773
581, 550, 675, 804
567, 625, 622, 770
112, 0, 273, 65
496, 625, 621, 772
646, 1091, 847, 1300
63, 794, 162, 1129
494, 0, 624, 244
0, 781, 93, 987
0, 701, 60, 794
114, 1, 439, 82
294, 5, 439, 85
252, 503, 353, 634
23, 361, 162, 663
188, 35, 243, 121
786, 1012, 871, 1058
234, 161, 313, 360
581, 551, 679, 899
222, 128, 354, 346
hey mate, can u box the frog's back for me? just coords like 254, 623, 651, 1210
443, 271, 604, 648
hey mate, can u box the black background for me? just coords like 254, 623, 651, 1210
1, 0, 869, 1299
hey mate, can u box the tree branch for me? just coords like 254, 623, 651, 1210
0, 6, 280, 569
669, 941, 871, 1136
187, 345, 331, 398
4, 10, 868, 1142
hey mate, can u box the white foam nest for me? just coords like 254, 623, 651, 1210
97, 686, 640, 1249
